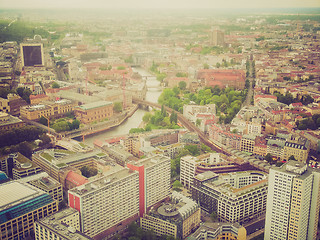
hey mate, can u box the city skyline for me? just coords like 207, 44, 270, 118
1, 0, 320, 9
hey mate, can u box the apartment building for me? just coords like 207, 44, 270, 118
283, 140, 310, 163
240, 134, 256, 153
264, 161, 320, 240
140, 130, 179, 148
0, 181, 58, 240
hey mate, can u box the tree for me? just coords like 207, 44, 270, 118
203, 63, 209, 69
143, 112, 152, 123
113, 102, 122, 113
265, 153, 273, 164
172, 180, 183, 191
196, 118, 201, 127
210, 211, 218, 222
216, 62, 221, 68
288, 155, 296, 161
178, 81, 187, 90
80, 166, 98, 178
245, 79, 250, 89
51, 82, 60, 88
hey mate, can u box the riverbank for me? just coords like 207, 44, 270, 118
62, 105, 139, 139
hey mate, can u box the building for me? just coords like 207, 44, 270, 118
20, 99, 76, 121
240, 134, 256, 153
187, 222, 246, 240
180, 153, 250, 189
0, 171, 8, 184
264, 161, 320, 240
210, 27, 225, 46
121, 135, 141, 157
183, 104, 216, 124
0, 153, 42, 180
74, 101, 113, 124
0, 181, 58, 240
68, 155, 170, 239
32, 149, 103, 183
192, 171, 268, 224
0, 112, 25, 131
0, 94, 27, 116
197, 69, 245, 90
19, 172, 63, 202
34, 208, 92, 240
140, 130, 179, 148
20, 43, 44, 68
141, 191, 201, 239
283, 140, 310, 163
157, 143, 184, 159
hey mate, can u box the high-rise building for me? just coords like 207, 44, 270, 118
68, 155, 171, 239
209, 27, 225, 46
0, 181, 58, 240
20, 43, 44, 68
264, 161, 320, 240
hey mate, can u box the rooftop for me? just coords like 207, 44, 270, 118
0, 181, 46, 212
37, 208, 92, 240
69, 167, 136, 196
78, 101, 112, 111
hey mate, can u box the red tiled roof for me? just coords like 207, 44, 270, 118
65, 171, 88, 186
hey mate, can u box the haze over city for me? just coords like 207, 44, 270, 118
1, 0, 320, 9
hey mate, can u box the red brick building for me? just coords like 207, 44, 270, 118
197, 69, 246, 89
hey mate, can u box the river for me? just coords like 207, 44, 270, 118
82, 67, 162, 146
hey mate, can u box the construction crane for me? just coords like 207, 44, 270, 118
85, 73, 97, 96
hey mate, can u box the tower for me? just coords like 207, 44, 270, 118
264, 161, 320, 240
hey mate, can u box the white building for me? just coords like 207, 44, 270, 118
180, 153, 221, 188
183, 104, 216, 124
68, 155, 171, 239
264, 161, 320, 240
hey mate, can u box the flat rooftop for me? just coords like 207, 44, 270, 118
69, 167, 136, 196
0, 181, 45, 212
38, 208, 92, 240
129, 155, 169, 169
78, 100, 112, 111
35, 149, 105, 169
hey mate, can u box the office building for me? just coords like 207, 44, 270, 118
19, 172, 63, 202
0, 153, 42, 180
264, 161, 320, 240
0, 112, 25, 131
32, 149, 103, 183
192, 171, 268, 224
141, 191, 200, 239
34, 208, 92, 240
20, 43, 44, 68
0, 181, 58, 240
188, 222, 246, 240
68, 155, 171, 239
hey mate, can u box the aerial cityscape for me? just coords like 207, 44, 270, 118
0, 1, 320, 240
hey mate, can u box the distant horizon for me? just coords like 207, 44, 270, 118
1, 0, 319, 10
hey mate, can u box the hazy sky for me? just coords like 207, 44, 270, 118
1, 0, 320, 9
